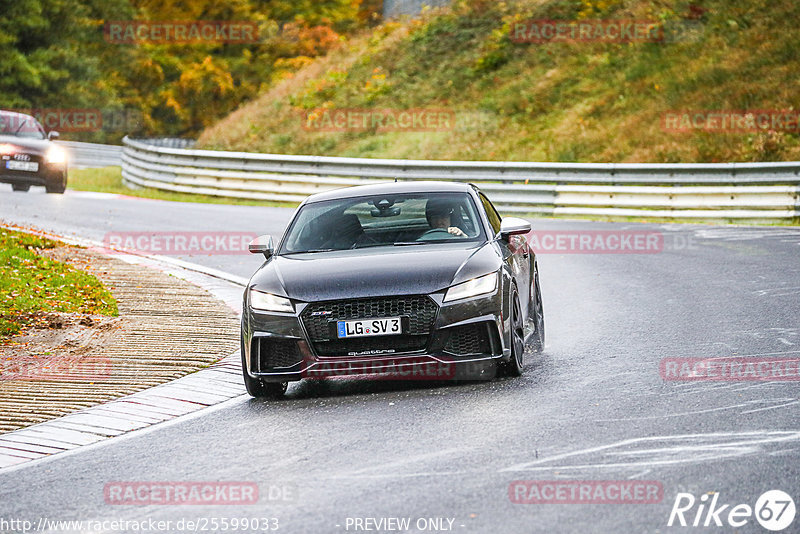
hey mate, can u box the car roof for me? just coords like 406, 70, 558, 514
0, 110, 35, 121
305, 181, 477, 203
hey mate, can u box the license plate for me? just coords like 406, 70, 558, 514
337, 317, 402, 338
6, 160, 38, 172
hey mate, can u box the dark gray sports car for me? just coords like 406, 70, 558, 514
0, 110, 68, 194
241, 181, 544, 398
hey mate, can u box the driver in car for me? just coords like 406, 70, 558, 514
419, 198, 467, 240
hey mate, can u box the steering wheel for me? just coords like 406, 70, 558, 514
418, 228, 453, 240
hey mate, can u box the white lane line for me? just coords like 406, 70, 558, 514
740, 400, 800, 415
499, 431, 800, 472
595, 398, 795, 422
627, 469, 652, 480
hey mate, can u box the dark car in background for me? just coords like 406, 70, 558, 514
0, 110, 68, 194
241, 181, 545, 398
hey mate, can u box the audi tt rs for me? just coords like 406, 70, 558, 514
241, 181, 544, 398
0, 110, 68, 194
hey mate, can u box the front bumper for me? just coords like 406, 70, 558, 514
0, 158, 66, 187
242, 291, 507, 383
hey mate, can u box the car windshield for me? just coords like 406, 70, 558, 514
279, 192, 485, 254
0, 112, 46, 140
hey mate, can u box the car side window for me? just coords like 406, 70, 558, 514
480, 194, 502, 235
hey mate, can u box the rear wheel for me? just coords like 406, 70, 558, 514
11, 184, 30, 192
241, 344, 287, 399
45, 172, 66, 194
499, 289, 525, 377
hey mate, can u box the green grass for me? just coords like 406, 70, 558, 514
198, 0, 800, 164
0, 230, 118, 340
68, 167, 298, 208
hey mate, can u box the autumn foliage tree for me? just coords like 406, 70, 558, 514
0, 0, 379, 140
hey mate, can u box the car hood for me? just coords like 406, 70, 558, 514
249, 242, 502, 302
0, 135, 51, 156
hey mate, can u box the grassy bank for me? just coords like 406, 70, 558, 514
198, 0, 800, 163
0, 230, 118, 340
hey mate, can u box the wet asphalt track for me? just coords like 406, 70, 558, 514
1, 185, 800, 533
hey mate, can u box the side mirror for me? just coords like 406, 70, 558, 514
499, 217, 531, 238
48, 131, 60, 140
248, 235, 274, 259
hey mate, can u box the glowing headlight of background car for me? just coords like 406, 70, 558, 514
249, 289, 294, 313
46, 146, 68, 164
443, 272, 498, 303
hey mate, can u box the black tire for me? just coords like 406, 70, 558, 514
500, 288, 525, 377
530, 265, 545, 353
45, 172, 67, 194
241, 345, 287, 399
11, 184, 30, 192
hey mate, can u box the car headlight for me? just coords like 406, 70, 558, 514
46, 146, 67, 164
443, 272, 498, 303
249, 289, 294, 313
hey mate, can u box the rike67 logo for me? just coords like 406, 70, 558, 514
668, 490, 796, 531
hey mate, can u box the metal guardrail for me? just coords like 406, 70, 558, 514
59, 139, 194, 169
58, 140, 123, 169
121, 137, 800, 220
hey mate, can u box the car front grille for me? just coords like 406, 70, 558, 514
254, 337, 304, 370
443, 323, 492, 356
301, 296, 438, 357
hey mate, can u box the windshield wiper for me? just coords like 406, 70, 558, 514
280, 248, 336, 255
393, 241, 433, 246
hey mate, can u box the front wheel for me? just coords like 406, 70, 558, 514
12, 184, 30, 192
45, 172, 67, 194
499, 289, 525, 377
530, 266, 545, 353
241, 346, 287, 399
